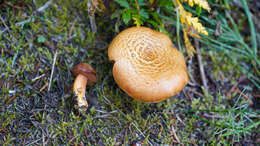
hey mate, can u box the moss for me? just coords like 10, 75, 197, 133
0, 0, 259, 145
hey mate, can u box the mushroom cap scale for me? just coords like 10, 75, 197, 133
108, 27, 188, 103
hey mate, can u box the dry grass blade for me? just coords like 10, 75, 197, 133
195, 40, 208, 95
48, 50, 58, 92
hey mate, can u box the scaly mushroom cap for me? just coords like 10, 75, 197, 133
108, 27, 188, 103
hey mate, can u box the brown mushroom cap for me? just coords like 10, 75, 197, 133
108, 27, 188, 103
72, 63, 97, 84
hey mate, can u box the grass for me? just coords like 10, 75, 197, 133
0, 0, 260, 145
195, 0, 260, 87
188, 92, 260, 142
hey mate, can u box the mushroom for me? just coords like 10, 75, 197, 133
108, 27, 188, 103
72, 63, 97, 108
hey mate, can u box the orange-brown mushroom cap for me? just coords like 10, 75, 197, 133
108, 27, 189, 103
72, 63, 97, 84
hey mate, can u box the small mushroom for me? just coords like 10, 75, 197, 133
72, 63, 97, 108
108, 27, 188, 103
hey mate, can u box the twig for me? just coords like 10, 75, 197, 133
0, 15, 10, 32
203, 113, 224, 119
188, 88, 204, 98
131, 122, 153, 145
226, 75, 247, 98
25, 138, 42, 145
84, 128, 88, 140
5, 1, 24, 9
176, 115, 185, 126
5, 95, 17, 105
23, 134, 27, 146
183, 88, 192, 102
37, 0, 52, 12
1, 47, 15, 56
69, 19, 77, 39
43, 40, 55, 50
34, 61, 41, 73
87, 1, 97, 33
135, 0, 140, 10
40, 82, 49, 92
253, 94, 260, 98
195, 40, 208, 95
187, 56, 199, 87
42, 104, 47, 146
0, 15, 18, 42
48, 50, 58, 92
171, 125, 181, 144
32, 74, 45, 82
15, 0, 52, 26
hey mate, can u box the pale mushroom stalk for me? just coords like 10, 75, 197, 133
73, 74, 88, 107
72, 63, 97, 108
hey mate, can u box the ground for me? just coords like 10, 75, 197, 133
0, 0, 260, 145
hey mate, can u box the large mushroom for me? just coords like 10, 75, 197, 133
108, 27, 188, 103
72, 63, 97, 108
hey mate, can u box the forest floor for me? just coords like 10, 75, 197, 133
0, 0, 260, 145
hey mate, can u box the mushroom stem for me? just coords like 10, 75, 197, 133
72, 63, 97, 108
73, 74, 88, 107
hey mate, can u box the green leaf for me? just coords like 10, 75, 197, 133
37, 35, 46, 43
140, 9, 149, 19
158, 0, 173, 7
147, 20, 158, 27
132, 15, 143, 27
158, 24, 168, 34
196, 6, 202, 17
114, 0, 130, 8
151, 12, 160, 22
137, 0, 146, 7
122, 9, 131, 24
